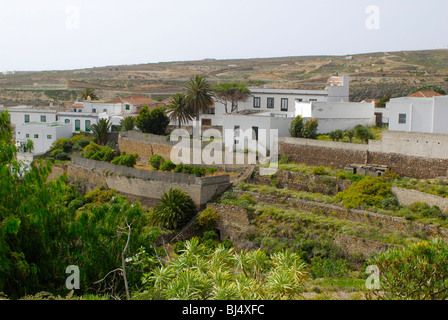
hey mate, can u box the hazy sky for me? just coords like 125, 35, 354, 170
0, 0, 447, 71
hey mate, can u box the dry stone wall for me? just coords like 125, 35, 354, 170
392, 187, 448, 213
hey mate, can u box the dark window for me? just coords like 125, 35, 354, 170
40, 115, 46, 122
75, 120, 81, 131
125, 104, 130, 111
24, 114, 30, 123
253, 97, 261, 108
26, 134, 30, 138
47, 135, 52, 139
92, 108, 96, 113
207, 108, 215, 114
399, 113, 407, 124
85, 120, 91, 132
34, 134, 39, 139
281, 98, 288, 111
252, 126, 259, 141
309, 99, 317, 102
267, 98, 274, 109
65, 119, 70, 123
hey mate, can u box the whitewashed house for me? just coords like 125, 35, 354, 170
15, 121, 72, 155
387, 95, 448, 134
178, 75, 350, 127
295, 100, 375, 134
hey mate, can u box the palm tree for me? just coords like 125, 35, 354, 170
90, 118, 111, 145
184, 75, 214, 124
81, 88, 99, 101
119, 117, 135, 131
151, 188, 197, 230
165, 93, 194, 128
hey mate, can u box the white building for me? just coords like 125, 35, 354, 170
15, 121, 72, 155
177, 75, 350, 127
295, 100, 375, 134
387, 95, 448, 134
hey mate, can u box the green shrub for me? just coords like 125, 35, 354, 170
369, 239, 448, 300
312, 166, 329, 176
195, 207, 220, 231
336, 171, 364, 182
336, 176, 393, 209
382, 197, 400, 210
160, 160, 176, 172
174, 164, 206, 177
310, 257, 352, 279
111, 152, 138, 167
149, 154, 165, 170
408, 202, 448, 220
206, 167, 218, 174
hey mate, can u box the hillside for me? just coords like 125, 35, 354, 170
1, 49, 448, 107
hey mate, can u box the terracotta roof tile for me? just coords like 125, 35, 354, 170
408, 90, 443, 98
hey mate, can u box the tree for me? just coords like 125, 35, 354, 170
80, 88, 99, 101
151, 188, 197, 230
135, 106, 170, 135
354, 125, 375, 144
368, 238, 448, 300
376, 94, 390, 108
302, 119, 319, 139
329, 130, 344, 142
90, 118, 112, 145
344, 130, 355, 143
213, 82, 251, 114
165, 93, 193, 128
184, 75, 214, 122
119, 117, 135, 132
289, 116, 304, 138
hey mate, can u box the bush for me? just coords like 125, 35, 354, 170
336, 171, 364, 182
382, 197, 400, 210
336, 176, 393, 209
174, 164, 206, 177
302, 119, 318, 139
310, 257, 352, 279
369, 239, 448, 300
289, 116, 304, 138
312, 166, 329, 176
206, 167, 218, 174
195, 207, 220, 231
329, 130, 344, 142
149, 154, 165, 170
160, 160, 176, 172
111, 152, 138, 167
408, 202, 448, 220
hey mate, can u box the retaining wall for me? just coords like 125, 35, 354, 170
392, 187, 448, 212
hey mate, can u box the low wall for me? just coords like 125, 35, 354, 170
68, 156, 231, 208
279, 136, 448, 179
392, 187, 448, 212
235, 190, 448, 240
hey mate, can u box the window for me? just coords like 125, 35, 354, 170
207, 108, 215, 115
296, 98, 303, 102
309, 99, 317, 102
85, 120, 91, 132
92, 108, 96, 113
75, 120, 81, 131
65, 119, 70, 124
399, 113, 407, 124
26, 134, 30, 138
267, 98, 274, 109
34, 134, 39, 139
47, 135, 52, 139
252, 126, 259, 141
24, 114, 30, 123
253, 97, 261, 108
41, 115, 46, 122
103, 109, 107, 113
78, 109, 82, 112
125, 104, 130, 111
281, 98, 288, 111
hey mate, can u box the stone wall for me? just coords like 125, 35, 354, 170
279, 137, 448, 179
235, 190, 448, 240
248, 168, 351, 195
392, 187, 448, 213
67, 157, 231, 208
334, 234, 400, 257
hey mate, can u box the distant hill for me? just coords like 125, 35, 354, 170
1, 49, 447, 107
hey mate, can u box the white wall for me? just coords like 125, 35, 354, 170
7, 108, 57, 125
15, 122, 72, 155
295, 101, 375, 133
59, 112, 108, 133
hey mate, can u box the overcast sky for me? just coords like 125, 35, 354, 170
0, 0, 447, 71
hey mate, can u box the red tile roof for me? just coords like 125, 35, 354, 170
107, 95, 163, 107
408, 90, 443, 98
